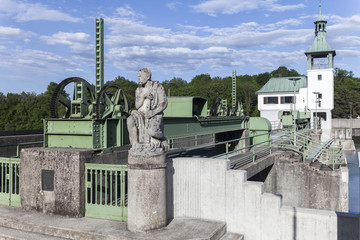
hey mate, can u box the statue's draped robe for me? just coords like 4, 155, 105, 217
131, 81, 162, 145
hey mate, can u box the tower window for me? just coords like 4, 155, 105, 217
318, 74, 322, 80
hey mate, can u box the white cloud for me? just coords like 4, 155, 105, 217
108, 45, 305, 75
267, 3, 306, 12
337, 50, 360, 59
65, 68, 86, 72
327, 15, 360, 35
167, 2, 183, 11
116, 5, 143, 18
0, 0, 82, 22
0, 26, 33, 39
105, 16, 312, 50
0, 48, 77, 74
191, 0, 305, 16
41, 32, 93, 53
101, 7, 321, 77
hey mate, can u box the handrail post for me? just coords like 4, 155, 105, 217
226, 143, 229, 159
16, 144, 20, 157
252, 146, 255, 163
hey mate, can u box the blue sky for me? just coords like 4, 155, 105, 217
0, 0, 360, 94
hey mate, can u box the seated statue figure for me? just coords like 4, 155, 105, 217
127, 68, 168, 154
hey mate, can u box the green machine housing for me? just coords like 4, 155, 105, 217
44, 118, 128, 149
278, 110, 311, 129
44, 18, 130, 150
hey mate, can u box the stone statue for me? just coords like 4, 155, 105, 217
127, 68, 168, 155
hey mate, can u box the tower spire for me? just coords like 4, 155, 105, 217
304, 1, 336, 69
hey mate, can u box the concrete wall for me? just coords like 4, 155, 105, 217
331, 118, 357, 150
332, 118, 360, 138
170, 157, 359, 240
333, 119, 360, 129
264, 153, 348, 212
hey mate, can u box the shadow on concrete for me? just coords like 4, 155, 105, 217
336, 212, 359, 240
293, 207, 297, 240
248, 164, 273, 182
166, 158, 174, 223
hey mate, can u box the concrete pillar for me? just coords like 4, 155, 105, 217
127, 152, 167, 232
237, 130, 250, 153
20, 147, 90, 217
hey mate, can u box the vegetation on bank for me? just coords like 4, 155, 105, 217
0, 67, 358, 131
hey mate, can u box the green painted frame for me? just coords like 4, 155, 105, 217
85, 163, 127, 221
0, 157, 20, 207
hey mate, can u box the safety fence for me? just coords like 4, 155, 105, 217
278, 130, 343, 170
85, 163, 128, 221
167, 132, 273, 169
0, 157, 20, 207
167, 128, 344, 171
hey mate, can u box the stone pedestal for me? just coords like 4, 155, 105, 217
127, 153, 167, 232
20, 147, 91, 217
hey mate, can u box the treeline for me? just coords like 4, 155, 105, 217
0, 66, 358, 131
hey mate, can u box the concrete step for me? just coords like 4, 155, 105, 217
219, 232, 244, 240
0, 205, 227, 240
0, 226, 69, 240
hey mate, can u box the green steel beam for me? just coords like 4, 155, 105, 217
163, 116, 247, 139
44, 116, 247, 149
43, 118, 129, 149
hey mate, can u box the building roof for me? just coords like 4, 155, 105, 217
256, 76, 307, 94
304, 3, 336, 56
305, 33, 335, 55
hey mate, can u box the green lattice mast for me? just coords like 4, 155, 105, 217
232, 70, 236, 110
95, 18, 104, 95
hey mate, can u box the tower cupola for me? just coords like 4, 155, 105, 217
305, 1, 336, 69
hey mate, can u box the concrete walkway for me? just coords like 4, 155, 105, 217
0, 205, 238, 240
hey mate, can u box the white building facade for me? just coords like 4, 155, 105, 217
257, 6, 335, 140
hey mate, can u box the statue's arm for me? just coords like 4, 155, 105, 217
146, 85, 168, 118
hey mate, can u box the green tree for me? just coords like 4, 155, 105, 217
333, 68, 360, 118
162, 77, 190, 96
271, 66, 300, 77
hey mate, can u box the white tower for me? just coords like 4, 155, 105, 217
305, 2, 335, 140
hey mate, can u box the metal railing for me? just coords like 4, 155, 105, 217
166, 132, 274, 168
168, 134, 215, 150
270, 121, 282, 131
278, 130, 343, 170
85, 163, 128, 221
0, 157, 20, 207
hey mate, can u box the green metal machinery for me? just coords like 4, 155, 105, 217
43, 21, 267, 152
44, 19, 130, 150
163, 96, 248, 140
278, 110, 311, 130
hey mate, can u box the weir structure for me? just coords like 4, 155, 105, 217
17, 18, 270, 223
0, 6, 356, 239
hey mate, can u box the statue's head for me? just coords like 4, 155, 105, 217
138, 68, 151, 85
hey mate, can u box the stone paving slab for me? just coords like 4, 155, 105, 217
0, 226, 68, 240
219, 232, 244, 240
0, 205, 226, 240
